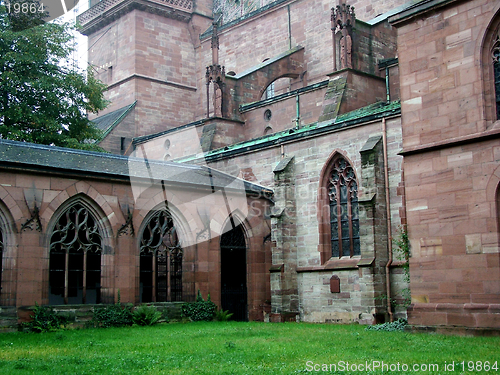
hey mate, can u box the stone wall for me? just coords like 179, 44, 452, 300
392, 0, 500, 330
0, 150, 272, 324
205, 115, 405, 323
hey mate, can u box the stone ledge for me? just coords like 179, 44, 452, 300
297, 257, 374, 272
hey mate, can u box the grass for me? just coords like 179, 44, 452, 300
0, 322, 498, 374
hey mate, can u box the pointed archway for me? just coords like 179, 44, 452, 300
220, 224, 247, 321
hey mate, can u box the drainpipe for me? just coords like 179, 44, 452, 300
287, 5, 292, 50
295, 93, 300, 128
382, 116, 394, 322
385, 66, 390, 104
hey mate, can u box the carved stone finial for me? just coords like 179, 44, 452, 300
211, 20, 219, 65
206, 21, 226, 118
331, 1, 355, 70
118, 207, 135, 237
21, 204, 42, 232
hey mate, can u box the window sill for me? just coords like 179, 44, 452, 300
296, 257, 374, 272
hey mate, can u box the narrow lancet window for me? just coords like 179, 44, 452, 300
493, 36, 500, 120
329, 157, 360, 257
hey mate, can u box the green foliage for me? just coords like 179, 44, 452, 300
4, 0, 46, 32
132, 305, 163, 326
23, 303, 67, 333
393, 225, 411, 307
182, 290, 217, 322
394, 225, 410, 282
215, 308, 233, 322
365, 318, 408, 332
90, 300, 133, 328
0, 1, 108, 151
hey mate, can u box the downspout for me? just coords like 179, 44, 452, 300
295, 93, 300, 128
383, 116, 394, 323
287, 5, 292, 49
385, 66, 390, 104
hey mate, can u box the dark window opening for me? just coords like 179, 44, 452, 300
120, 137, 126, 151
140, 209, 182, 303
329, 157, 360, 258
49, 203, 102, 305
221, 224, 247, 321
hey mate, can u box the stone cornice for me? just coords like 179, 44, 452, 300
399, 126, 500, 156
389, 0, 466, 27
78, 0, 193, 35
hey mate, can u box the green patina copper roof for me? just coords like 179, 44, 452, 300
176, 100, 401, 163
92, 101, 137, 138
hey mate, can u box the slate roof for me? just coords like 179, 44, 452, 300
0, 139, 273, 197
92, 101, 136, 137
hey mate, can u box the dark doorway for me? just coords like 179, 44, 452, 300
220, 224, 247, 321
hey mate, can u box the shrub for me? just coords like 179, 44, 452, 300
89, 293, 133, 328
132, 305, 163, 326
90, 303, 133, 328
215, 308, 233, 322
24, 303, 67, 333
182, 290, 216, 322
365, 318, 408, 332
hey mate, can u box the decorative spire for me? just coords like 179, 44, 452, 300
331, 0, 355, 70
206, 17, 225, 118
211, 20, 219, 65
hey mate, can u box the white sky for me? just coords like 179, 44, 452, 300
56, 0, 89, 72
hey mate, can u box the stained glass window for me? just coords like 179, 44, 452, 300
329, 157, 360, 258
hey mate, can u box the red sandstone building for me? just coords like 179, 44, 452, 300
0, 0, 499, 333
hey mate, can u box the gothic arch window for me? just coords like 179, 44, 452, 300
328, 156, 360, 257
49, 203, 102, 305
493, 35, 500, 120
140, 209, 182, 303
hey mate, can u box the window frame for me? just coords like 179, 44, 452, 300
139, 208, 183, 303
317, 152, 361, 264
48, 202, 103, 305
328, 156, 360, 258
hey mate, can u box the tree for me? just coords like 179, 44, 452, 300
0, 1, 109, 151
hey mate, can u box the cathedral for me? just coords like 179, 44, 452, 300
0, 0, 499, 333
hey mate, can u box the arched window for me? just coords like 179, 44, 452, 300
140, 209, 182, 302
493, 35, 500, 120
49, 203, 102, 305
328, 157, 360, 257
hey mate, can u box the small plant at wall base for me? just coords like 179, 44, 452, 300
132, 305, 163, 326
215, 308, 233, 321
365, 318, 408, 332
23, 303, 68, 333
89, 291, 133, 328
182, 290, 217, 322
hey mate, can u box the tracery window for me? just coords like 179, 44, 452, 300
493, 35, 500, 120
328, 157, 360, 257
49, 203, 102, 305
140, 209, 182, 303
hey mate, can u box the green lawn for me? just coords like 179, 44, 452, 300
0, 322, 497, 374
